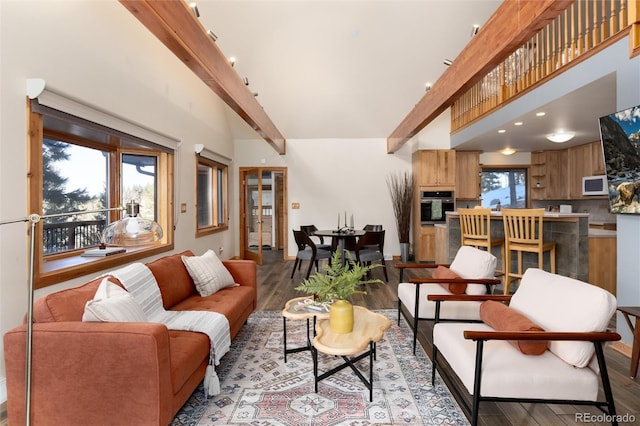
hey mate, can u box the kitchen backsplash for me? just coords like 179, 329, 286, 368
532, 199, 616, 224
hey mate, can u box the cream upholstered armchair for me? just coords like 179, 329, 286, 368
431, 268, 620, 425
396, 246, 501, 354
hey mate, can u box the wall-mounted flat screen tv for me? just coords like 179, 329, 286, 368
598, 103, 640, 214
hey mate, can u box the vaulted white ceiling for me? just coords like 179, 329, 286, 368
197, 1, 501, 141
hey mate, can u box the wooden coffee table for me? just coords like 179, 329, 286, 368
312, 306, 391, 401
282, 296, 330, 362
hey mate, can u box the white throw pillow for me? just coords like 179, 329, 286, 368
82, 277, 147, 322
182, 249, 238, 297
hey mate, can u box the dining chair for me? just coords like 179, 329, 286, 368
501, 208, 556, 294
458, 208, 504, 275
300, 225, 332, 251
348, 230, 388, 282
291, 230, 332, 279
363, 224, 383, 231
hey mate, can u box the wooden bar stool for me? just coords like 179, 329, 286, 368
501, 208, 556, 294
617, 306, 640, 378
458, 208, 505, 276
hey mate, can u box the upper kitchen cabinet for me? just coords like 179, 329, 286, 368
455, 151, 480, 200
531, 150, 568, 200
412, 150, 456, 188
568, 141, 606, 198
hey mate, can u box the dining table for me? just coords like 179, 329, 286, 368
313, 229, 365, 264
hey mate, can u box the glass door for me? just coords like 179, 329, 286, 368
242, 168, 263, 264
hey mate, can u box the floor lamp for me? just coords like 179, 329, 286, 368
0, 203, 162, 426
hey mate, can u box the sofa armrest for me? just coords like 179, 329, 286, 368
463, 330, 621, 342
223, 259, 257, 289
4, 321, 175, 426
412, 278, 501, 285
396, 263, 449, 283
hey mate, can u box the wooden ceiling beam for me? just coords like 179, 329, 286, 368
387, 0, 574, 153
119, 0, 286, 154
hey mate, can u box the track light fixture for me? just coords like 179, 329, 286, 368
471, 24, 480, 37
243, 77, 249, 86
425, 83, 432, 92
189, 2, 200, 18
207, 30, 218, 42
443, 59, 453, 66
229, 57, 236, 67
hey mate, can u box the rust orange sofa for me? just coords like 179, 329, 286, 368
3, 250, 257, 426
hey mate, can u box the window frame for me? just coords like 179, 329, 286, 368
195, 154, 229, 237
28, 100, 174, 289
479, 165, 530, 209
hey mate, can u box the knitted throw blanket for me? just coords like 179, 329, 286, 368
105, 263, 230, 397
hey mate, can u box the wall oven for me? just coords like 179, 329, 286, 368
420, 191, 455, 225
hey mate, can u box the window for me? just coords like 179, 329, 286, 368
480, 168, 528, 209
29, 101, 174, 288
196, 156, 228, 236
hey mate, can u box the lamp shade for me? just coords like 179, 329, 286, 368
101, 201, 163, 246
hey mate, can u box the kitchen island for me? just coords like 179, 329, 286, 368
444, 211, 590, 282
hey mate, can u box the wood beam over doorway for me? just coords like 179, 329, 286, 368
119, 0, 286, 155
386, 0, 573, 153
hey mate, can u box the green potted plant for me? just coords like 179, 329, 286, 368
295, 250, 383, 333
387, 171, 414, 263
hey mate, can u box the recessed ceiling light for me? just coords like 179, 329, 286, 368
498, 129, 506, 134
501, 147, 516, 156
514, 121, 523, 126
546, 131, 575, 143
536, 112, 546, 117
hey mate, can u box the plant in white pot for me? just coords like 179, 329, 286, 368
387, 172, 414, 263
295, 250, 383, 333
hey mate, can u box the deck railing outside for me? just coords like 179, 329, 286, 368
43, 220, 105, 254
451, 0, 632, 132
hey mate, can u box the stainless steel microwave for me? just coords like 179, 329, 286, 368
582, 175, 608, 196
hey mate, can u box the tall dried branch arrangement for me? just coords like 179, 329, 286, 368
386, 172, 414, 243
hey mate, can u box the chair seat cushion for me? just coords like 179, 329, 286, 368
479, 300, 547, 355
432, 265, 466, 294
433, 322, 599, 401
398, 283, 481, 321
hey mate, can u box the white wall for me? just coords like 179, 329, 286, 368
234, 138, 414, 259
0, 1, 238, 400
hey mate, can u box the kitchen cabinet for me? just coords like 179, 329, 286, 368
416, 225, 436, 262
434, 224, 448, 264
530, 150, 568, 200
455, 151, 480, 200
413, 150, 456, 187
568, 142, 607, 198
588, 235, 616, 295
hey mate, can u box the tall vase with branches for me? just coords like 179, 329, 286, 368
387, 172, 414, 263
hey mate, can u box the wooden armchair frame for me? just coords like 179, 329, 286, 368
428, 292, 621, 426
396, 263, 501, 354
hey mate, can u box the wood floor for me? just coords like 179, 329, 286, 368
258, 249, 640, 426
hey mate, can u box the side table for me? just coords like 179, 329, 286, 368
281, 296, 329, 362
618, 306, 640, 378
312, 306, 391, 401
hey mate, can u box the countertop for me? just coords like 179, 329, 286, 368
446, 211, 590, 218
588, 228, 617, 238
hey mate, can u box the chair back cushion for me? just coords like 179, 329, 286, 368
510, 268, 617, 368
449, 246, 497, 295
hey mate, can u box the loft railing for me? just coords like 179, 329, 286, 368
451, 0, 632, 132
43, 220, 105, 254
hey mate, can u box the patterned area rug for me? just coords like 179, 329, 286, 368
171, 310, 468, 425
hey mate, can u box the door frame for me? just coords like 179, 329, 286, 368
239, 167, 288, 263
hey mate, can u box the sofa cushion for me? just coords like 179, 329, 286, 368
33, 276, 123, 323
146, 251, 196, 309
479, 300, 547, 355
82, 278, 148, 323
510, 268, 617, 368
433, 265, 466, 294
449, 246, 496, 295
168, 330, 210, 394
181, 249, 238, 297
